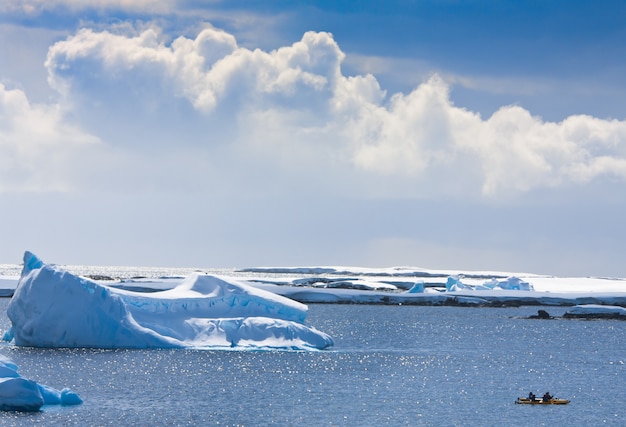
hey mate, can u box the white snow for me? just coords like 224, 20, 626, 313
3, 256, 626, 310
243, 272, 626, 306
4, 252, 333, 350
566, 304, 626, 316
0, 354, 82, 412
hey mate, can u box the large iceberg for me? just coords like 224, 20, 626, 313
4, 252, 333, 350
0, 355, 82, 411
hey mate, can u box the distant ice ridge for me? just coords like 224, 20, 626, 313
445, 276, 534, 291
0, 354, 82, 412
4, 252, 333, 350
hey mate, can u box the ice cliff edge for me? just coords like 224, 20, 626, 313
4, 252, 333, 350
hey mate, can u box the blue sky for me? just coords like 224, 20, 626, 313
1, 1, 626, 276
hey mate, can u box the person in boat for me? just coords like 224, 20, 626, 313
542, 392, 553, 402
528, 392, 536, 401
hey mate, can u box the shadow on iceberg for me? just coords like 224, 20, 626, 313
3, 252, 333, 351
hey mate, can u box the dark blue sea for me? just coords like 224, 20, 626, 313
0, 301, 624, 426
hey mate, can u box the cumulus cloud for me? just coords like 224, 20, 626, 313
334, 73, 626, 195
475, 108, 626, 193
0, 83, 100, 192
46, 27, 342, 112
33, 25, 626, 196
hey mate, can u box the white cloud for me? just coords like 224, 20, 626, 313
337, 75, 626, 195
46, 27, 342, 113
470, 107, 626, 194
0, 83, 100, 192
3, 20, 626, 275
343, 76, 469, 176
23, 25, 626, 197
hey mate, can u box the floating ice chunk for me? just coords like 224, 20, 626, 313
569, 304, 626, 315
564, 304, 626, 319
407, 282, 425, 293
445, 275, 534, 292
5, 252, 333, 350
495, 277, 533, 291
482, 278, 499, 289
0, 354, 81, 412
0, 377, 44, 412
38, 384, 62, 405
446, 276, 469, 291
61, 388, 83, 406
0, 356, 19, 379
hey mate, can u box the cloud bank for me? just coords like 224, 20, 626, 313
2, 24, 626, 197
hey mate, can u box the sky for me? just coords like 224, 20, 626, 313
1, 0, 626, 276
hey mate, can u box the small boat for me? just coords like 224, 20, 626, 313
516, 397, 570, 405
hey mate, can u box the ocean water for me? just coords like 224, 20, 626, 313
0, 300, 625, 426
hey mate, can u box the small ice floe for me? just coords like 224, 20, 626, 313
563, 304, 626, 320
0, 355, 82, 412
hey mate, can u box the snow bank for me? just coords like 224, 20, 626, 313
0, 355, 82, 412
4, 259, 626, 308
564, 304, 626, 319
4, 252, 333, 350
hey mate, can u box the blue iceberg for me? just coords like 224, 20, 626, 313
0, 355, 82, 412
4, 252, 333, 350
446, 275, 533, 292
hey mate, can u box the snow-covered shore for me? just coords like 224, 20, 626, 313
2, 263, 626, 307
